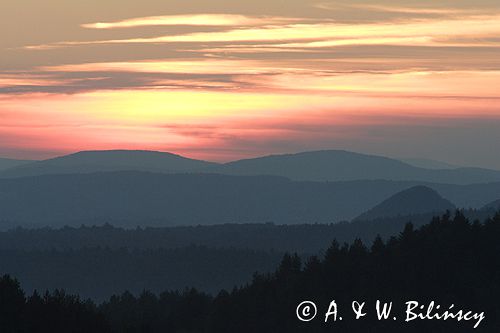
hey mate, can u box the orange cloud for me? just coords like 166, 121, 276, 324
40, 59, 281, 75
3, 1, 500, 165
26, 14, 500, 50
315, 3, 483, 16
82, 14, 301, 29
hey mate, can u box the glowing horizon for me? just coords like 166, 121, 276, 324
1, 0, 500, 168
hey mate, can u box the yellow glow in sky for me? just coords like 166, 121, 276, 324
1, 0, 500, 166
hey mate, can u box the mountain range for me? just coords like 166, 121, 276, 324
0, 171, 498, 229
1, 150, 500, 185
0, 149, 498, 229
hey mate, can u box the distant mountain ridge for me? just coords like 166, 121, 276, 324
400, 158, 458, 170
354, 186, 456, 221
0, 150, 217, 178
0, 157, 34, 172
1, 149, 500, 185
216, 150, 500, 185
0, 171, 498, 229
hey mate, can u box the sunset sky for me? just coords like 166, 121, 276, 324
1, 0, 500, 168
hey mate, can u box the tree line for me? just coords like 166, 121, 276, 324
1, 208, 493, 253
0, 246, 281, 301
0, 211, 498, 332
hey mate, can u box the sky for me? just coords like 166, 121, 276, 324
1, 0, 500, 168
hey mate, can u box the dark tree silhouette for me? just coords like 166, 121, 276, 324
0, 211, 498, 332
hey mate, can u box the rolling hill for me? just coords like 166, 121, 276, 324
354, 186, 456, 221
217, 150, 500, 185
0, 150, 218, 178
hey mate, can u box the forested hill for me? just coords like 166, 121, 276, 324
1, 210, 495, 302
0, 209, 494, 254
199, 211, 500, 332
0, 211, 483, 253
0, 212, 498, 332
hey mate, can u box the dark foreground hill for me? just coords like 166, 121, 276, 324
0, 172, 499, 228
354, 186, 455, 221
0, 211, 493, 302
0, 212, 498, 332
